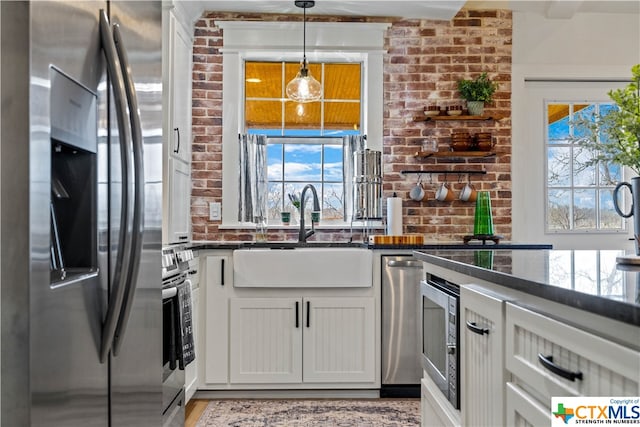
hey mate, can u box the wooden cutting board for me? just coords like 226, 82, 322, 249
369, 234, 424, 245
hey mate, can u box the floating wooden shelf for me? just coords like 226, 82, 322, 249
414, 150, 496, 159
401, 169, 486, 175
413, 114, 504, 122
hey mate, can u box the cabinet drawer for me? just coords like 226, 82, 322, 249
506, 303, 639, 399
505, 382, 550, 427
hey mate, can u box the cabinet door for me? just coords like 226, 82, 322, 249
204, 255, 231, 385
184, 286, 199, 401
460, 285, 506, 427
302, 297, 375, 383
167, 157, 190, 243
229, 298, 303, 384
169, 12, 192, 164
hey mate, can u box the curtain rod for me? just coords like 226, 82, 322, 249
524, 78, 631, 83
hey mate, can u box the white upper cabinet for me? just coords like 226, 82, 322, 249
167, 11, 192, 165
162, 6, 193, 244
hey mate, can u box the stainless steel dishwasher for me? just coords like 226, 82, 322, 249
381, 255, 423, 397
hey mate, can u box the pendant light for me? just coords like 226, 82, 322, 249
286, 0, 322, 103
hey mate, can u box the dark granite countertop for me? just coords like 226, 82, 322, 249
413, 249, 640, 326
190, 241, 552, 251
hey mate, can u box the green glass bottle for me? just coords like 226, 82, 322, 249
473, 191, 494, 236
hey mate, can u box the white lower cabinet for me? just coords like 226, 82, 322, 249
460, 285, 506, 427
303, 297, 375, 383
229, 297, 302, 383
505, 382, 551, 427
423, 266, 640, 427
505, 302, 640, 399
184, 286, 199, 401
229, 296, 375, 385
203, 253, 233, 385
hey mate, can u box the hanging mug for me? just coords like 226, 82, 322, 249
613, 176, 640, 255
459, 183, 477, 202
435, 183, 455, 202
409, 182, 425, 202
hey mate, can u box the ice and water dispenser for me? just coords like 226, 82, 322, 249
49, 67, 98, 284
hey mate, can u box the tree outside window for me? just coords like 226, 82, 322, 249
546, 102, 625, 232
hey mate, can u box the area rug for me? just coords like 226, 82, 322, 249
195, 399, 420, 427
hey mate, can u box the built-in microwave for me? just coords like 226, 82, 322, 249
420, 274, 460, 409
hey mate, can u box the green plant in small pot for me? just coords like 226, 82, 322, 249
457, 72, 499, 116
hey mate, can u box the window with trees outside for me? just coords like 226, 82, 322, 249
244, 60, 362, 224
545, 101, 625, 232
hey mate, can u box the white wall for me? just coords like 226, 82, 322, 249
511, 10, 640, 249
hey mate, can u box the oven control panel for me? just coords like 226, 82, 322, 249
161, 244, 194, 280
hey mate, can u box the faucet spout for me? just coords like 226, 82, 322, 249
298, 184, 321, 243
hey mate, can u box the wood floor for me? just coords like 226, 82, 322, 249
185, 399, 208, 427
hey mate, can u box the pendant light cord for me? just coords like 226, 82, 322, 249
302, 5, 307, 65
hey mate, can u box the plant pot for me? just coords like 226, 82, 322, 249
466, 101, 485, 116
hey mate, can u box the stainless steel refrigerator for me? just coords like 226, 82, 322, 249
1, 1, 163, 426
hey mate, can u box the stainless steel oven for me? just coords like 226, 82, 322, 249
162, 271, 186, 424
421, 273, 460, 409
161, 245, 194, 427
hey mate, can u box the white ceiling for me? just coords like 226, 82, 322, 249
177, 0, 640, 25
177, 0, 467, 23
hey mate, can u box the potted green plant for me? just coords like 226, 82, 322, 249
572, 64, 640, 253
457, 72, 499, 116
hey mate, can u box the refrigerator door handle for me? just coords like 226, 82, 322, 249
111, 21, 146, 357
98, 9, 136, 363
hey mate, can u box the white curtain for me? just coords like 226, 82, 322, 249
342, 135, 367, 220
238, 134, 267, 223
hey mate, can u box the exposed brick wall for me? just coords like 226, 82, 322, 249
190, 9, 512, 242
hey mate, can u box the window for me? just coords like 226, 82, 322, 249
545, 101, 625, 232
219, 21, 389, 226
244, 61, 362, 224
265, 137, 344, 222
245, 61, 361, 136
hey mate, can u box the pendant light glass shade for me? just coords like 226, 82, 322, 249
286, 0, 322, 103
286, 60, 322, 103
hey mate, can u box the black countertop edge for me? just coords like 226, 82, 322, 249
413, 251, 640, 327
189, 241, 553, 251
369, 243, 553, 250
189, 241, 363, 250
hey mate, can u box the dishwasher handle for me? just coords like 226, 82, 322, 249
386, 260, 422, 268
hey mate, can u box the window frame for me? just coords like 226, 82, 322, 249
513, 78, 634, 250
218, 21, 389, 227
543, 100, 626, 233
